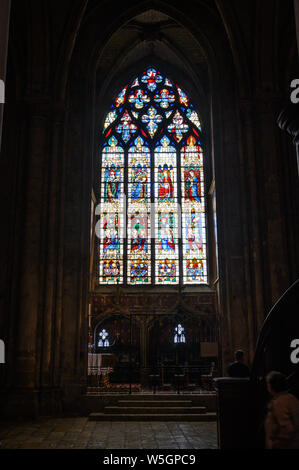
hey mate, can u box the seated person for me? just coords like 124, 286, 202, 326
227, 350, 250, 378
265, 371, 299, 449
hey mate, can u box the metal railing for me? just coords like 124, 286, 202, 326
87, 364, 218, 394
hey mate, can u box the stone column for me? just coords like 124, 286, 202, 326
295, 0, 299, 56
0, 0, 11, 151
293, 0, 299, 172
277, 105, 299, 177
0, 98, 67, 418
255, 92, 294, 309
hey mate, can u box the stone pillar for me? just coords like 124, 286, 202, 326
0, 99, 67, 418
295, 0, 299, 56
0, 0, 11, 151
255, 92, 294, 309
293, 0, 299, 172
277, 104, 299, 177
0, 102, 49, 418
214, 378, 257, 449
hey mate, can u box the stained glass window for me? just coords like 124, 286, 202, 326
99, 67, 208, 285
128, 137, 151, 284
181, 136, 207, 284
98, 329, 110, 348
155, 136, 178, 284
174, 324, 186, 344
99, 136, 124, 284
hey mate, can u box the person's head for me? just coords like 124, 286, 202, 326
234, 350, 244, 362
266, 371, 287, 396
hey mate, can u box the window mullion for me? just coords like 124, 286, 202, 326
151, 145, 155, 285
177, 146, 183, 286
124, 145, 128, 286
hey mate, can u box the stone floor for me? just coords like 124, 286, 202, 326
0, 417, 218, 449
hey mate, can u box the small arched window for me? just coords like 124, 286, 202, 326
98, 329, 110, 348
98, 67, 207, 285
174, 324, 186, 344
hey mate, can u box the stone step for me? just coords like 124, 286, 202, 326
105, 406, 207, 414
89, 412, 217, 422
82, 393, 217, 415
94, 394, 204, 400
117, 400, 192, 407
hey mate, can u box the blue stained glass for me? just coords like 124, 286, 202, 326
141, 68, 163, 92
158, 212, 176, 252
130, 261, 149, 283
101, 260, 121, 283
186, 259, 204, 282
184, 166, 201, 202
131, 164, 148, 201
142, 107, 163, 138
128, 89, 150, 109
116, 110, 137, 142
157, 259, 177, 283
98, 329, 109, 347
174, 324, 186, 344
168, 111, 189, 142
104, 165, 122, 202
154, 89, 176, 109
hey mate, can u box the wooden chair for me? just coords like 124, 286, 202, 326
201, 362, 217, 391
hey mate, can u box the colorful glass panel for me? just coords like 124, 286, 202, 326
154, 89, 176, 109
99, 67, 207, 285
115, 86, 127, 107
116, 110, 137, 143
99, 136, 124, 284
127, 137, 151, 284
181, 136, 207, 284
186, 108, 201, 130
142, 107, 163, 138
98, 329, 109, 348
168, 111, 189, 142
141, 68, 163, 91
104, 110, 118, 131
176, 85, 189, 106
128, 89, 150, 109
174, 324, 186, 344
155, 136, 178, 284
